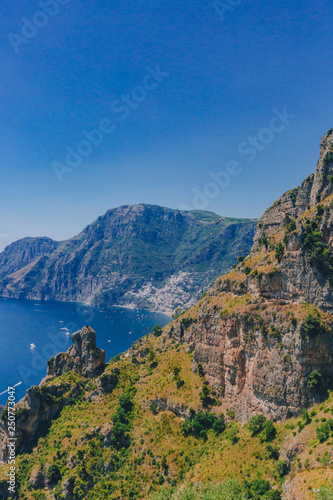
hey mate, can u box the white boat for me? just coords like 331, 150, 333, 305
30, 343, 36, 350
108, 340, 112, 343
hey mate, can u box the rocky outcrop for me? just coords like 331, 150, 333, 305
254, 130, 333, 246
47, 326, 106, 379
173, 305, 333, 422
0, 327, 107, 464
0, 205, 256, 313
0, 236, 59, 279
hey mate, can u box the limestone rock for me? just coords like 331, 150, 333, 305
47, 326, 106, 379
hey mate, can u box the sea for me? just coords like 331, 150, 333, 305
0, 297, 170, 406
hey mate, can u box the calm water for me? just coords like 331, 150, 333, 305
0, 297, 170, 406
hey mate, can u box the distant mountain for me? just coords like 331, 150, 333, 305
0, 205, 256, 313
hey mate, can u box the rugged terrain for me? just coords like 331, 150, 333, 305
0, 206, 256, 315
0, 131, 333, 499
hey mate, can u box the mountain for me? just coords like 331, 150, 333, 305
1, 132, 333, 500
0, 205, 256, 314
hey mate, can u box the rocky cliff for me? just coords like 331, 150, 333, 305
0, 327, 108, 464
0, 205, 256, 314
169, 130, 333, 422
0, 135, 333, 499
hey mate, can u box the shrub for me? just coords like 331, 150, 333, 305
266, 444, 280, 460
303, 314, 325, 337
46, 463, 61, 484
301, 409, 311, 425
316, 422, 332, 442
197, 363, 205, 378
260, 420, 277, 442
276, 460, 288, 477
244, 266, 251, 275
249, 414, 267, 437
317, 204, 325, 216
227, 424, 239, 444
302, 219, 333, 274
285, 220, 296, 233
181, 411, 225, 440
308, 369, 324, 391
259, 236, 269, 248
150, 402, 158, 414
152, 324, 163, 337
275, 243, 285, 263
315, 483, 333, 499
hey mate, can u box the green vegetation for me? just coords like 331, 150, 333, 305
248, 415, 276, 443
303, 314, 326, 337
275, 243, 285, 263
316, 420, 333, 442
285, 220, 296, 233
315, 483, 333, 499
181, 411, 226, 440
289, 187, 300, 206
152, 325, 163, 337
301, 219, 333, 277
150, 478, 281, 499
308, 369, 325, 390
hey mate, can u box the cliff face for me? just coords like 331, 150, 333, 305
0, 205, 256, 314
171, 130, 333, 422
0, 237, 59, 279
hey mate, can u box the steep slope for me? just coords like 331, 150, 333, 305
0, 237, 59, 279
0, 326, 332, 500
1, 133, 333, 500
0, 205, 256, 314
169, 130, 333, 421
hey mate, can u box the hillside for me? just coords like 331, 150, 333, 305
0, 206, 256, 314
0, 131, 333, 500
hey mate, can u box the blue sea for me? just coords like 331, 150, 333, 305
0, 297, 170, 406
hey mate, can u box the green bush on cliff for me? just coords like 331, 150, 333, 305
275, 243, 285, 263
316, 420, 333, 442
308, 369, 325, 390
150, 478, 281, 499
302, 219, 333, 274
248, 414, 267, 437
110, 388, 136, 449
259, 420, 277, 443
303, 314, 326, 337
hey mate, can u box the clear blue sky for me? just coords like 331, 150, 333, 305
0, 0, 332, 250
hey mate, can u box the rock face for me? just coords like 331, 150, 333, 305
0, 205, 256, 314
171, 130, 333, 422
0, 327, 107, 464
0, 237, 59, 279
47, 326, 106, 379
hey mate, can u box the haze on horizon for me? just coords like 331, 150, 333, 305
1, 0, 332, 251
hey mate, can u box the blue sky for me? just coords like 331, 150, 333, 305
0, 0, 332, 250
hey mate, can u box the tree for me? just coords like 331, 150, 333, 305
197, 363, 205, 378
260, 420, 277, 442
316, 422, 331, 442
249, 414, 267, 437
152, 324, 163, 337
303, 315, 325, 337
276, 460, 288, 477
308, 369, 324, 390
275, 243, 285, 263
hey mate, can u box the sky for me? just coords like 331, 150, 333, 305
0, 0, 333, 251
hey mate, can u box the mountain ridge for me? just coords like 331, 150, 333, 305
0, 205, 256, 314
0, 133, 333, 499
